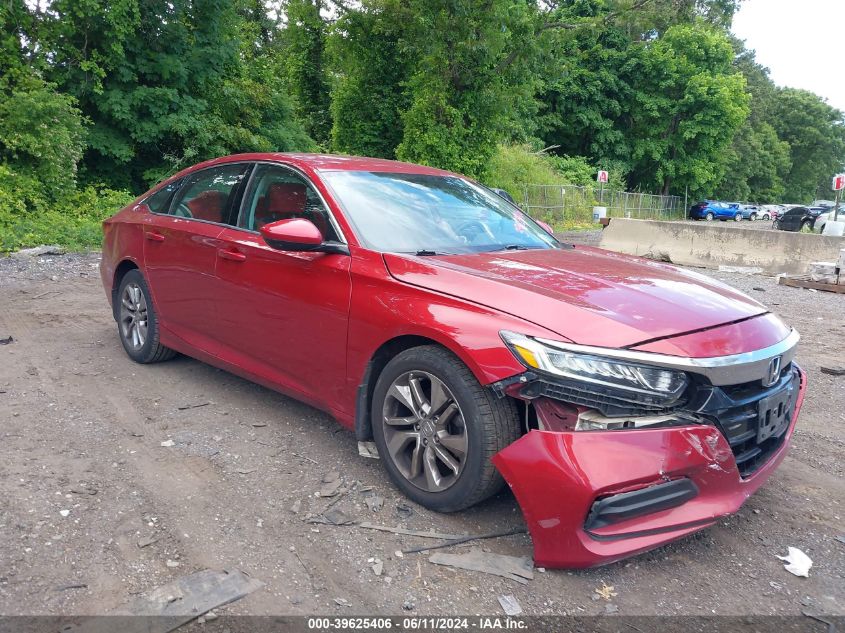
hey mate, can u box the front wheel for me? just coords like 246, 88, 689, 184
116, 269, 176, 363
705, 212, 715, 221
734, 212, 743, 222
800, 220, 813, 234
762, 213, 770, 221
371, 346, 520, 512
750, 213, 757, 221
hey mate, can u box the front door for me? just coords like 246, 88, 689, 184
143, 163, 250, 350
213, 163, 352, 411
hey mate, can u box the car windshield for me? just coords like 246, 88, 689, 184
321, 171, 559, 254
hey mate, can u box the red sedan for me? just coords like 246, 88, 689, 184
100, 153, 805, 568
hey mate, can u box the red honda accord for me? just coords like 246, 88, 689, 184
100, 153, 806, 568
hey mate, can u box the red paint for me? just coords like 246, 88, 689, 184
493, 367, 807, 568
100, 153, 805, 568
260, 217, 325, 247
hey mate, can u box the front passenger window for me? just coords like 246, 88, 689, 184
240, 164, 339, 241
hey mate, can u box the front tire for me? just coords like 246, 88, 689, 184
705, 212, 714, 221
734, 212, 743, 222
371, 346, 520, 512
800, 220, 813, 233
116, 269, 176, 363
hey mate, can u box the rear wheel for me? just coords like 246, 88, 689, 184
705, 212, 714, 221
734, 212, 743, 222
762, 213, 770, 221
371, 346, 520, 512
750, 213, 757, 221
800, 220, 813, 233
117, 270, 176, 363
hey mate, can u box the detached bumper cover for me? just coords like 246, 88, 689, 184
492, 366, 807, 568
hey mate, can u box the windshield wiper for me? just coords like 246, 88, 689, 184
414, 249, 442, 256
487, 244, 533, 252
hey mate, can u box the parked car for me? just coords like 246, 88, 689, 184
759, 205, 783, 221
688, 200, 743, 221
738, 204, 761, 220
773, 206, 825, 232
101, 153, 805, 568
812, 207, 844, 233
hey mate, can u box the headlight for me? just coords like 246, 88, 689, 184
500, 331, 689, 400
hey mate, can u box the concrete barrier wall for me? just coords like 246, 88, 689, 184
598, 218, 845, 275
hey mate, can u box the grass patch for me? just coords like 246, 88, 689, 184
1, 186, 134, 252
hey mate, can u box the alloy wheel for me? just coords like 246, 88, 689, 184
381, 370, 468, 492
119, 282, 148, 350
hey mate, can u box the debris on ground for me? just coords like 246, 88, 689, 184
11, 245, 66, 258
402, 599, 415, 611
72, 569, 262, 632
160, 440, 175, 447
308, 508, 355, 526
802, 611, 836, 633
370, 558, 383, 576
59, 509, 70, 517
595, 582, 618, 600
395, 503, 414, 519
497, 594, 523, 616
358, 522, 467, 540
364, 495, 384, 513
0, 336, 13, 345
334, 598, 350, 607
56, 583, 88, 591
166, 560, 180, 568
820, 366, 845, 377
138, 536, 159, 548
835, 535, 845, 545
428, 548, 534, 584
176, 402, 210, 411
605, 603, 619, 614
777, 547, 813, 577
290, 499, 302, 514
402, 526, 528, 554
319, 472, 342, 497
357, 441, 380, 459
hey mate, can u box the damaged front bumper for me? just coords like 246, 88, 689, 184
491, 365, 807, 568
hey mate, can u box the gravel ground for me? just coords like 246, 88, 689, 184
0, 250, 843, 618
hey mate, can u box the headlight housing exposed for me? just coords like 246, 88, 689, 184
500, 331, 689, 406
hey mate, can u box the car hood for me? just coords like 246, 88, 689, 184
383, 246, 769, 349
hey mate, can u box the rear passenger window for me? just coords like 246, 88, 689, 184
144, 179, 182, 213
168, 164, 249, 224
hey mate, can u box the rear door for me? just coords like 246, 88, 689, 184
212, 163, 353, 411
142, 163, 250, 349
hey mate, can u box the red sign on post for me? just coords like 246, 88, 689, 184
597, 170, 609, 184
833, 174, 845, 191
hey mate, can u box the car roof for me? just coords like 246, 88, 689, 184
170, 153, 457, 180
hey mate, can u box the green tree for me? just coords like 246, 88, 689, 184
0, 1, 85, 203
771, 88, 845, 202
625, 23, 749, 196
395, 0, 537, 178
283, 0, 332, 145
41, 0, 310, 191
329, 0, 411, 158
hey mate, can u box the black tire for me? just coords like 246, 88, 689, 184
734, 212, 742, 222
116, 269, 176, 363
762, 213, 770, 221
750, 213, 757, 221
371, 345, 520, 512
800, 220, 813, 233
705, 212, 714, 221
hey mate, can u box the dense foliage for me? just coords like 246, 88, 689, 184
2, 0, 845, 249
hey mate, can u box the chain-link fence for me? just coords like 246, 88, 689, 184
519, 184, 685, 225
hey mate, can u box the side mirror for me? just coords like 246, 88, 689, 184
259, 218, 349, 255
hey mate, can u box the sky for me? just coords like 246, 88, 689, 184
732, 0, 845, 113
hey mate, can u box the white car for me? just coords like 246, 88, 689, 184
814, 209, 844, 234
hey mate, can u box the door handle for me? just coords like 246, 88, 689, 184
217, 248, 246, 262
145, 231, 165, 242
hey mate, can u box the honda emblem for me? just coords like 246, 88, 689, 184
763, 356, 782, 387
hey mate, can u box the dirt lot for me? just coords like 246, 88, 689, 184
0, 250, 843, 618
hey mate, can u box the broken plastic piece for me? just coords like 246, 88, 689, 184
777, 547, 812, 577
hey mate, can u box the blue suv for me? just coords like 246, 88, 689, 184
689, 201, 742, 221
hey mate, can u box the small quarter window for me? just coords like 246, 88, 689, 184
143, 179, 182, 214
